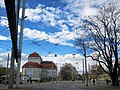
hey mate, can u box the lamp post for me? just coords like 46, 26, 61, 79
72, 54, 76, 80
52, 54, 57, 83
75, 62, 79, 81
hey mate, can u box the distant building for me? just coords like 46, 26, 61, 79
22, 52, 57, 81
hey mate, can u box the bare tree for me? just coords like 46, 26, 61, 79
80, 2, 120, 86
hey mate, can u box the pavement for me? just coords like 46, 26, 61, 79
0, 81, 120, 90
76, 81, 120, 90
0, 83, 40, 90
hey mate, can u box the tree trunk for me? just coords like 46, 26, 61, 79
111, 73, 119, 86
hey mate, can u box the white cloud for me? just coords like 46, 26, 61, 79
23, 4, 79, 31
0, 0, 117, 74
0, 0, 5, 8
23, 0, 108, 32
0, 52, 11, 67
23, 28, 75, 47
20, 53, 28, 71
0, 16, 8, 27
41, 53, 95, 73
0, 51, 94, 74
0, 50, 85, 74
82, 4, 97, 17
42, 53, 85, 73
19, 0, 116, 49
24, 4, 62, 26
0, 51, 28, 72
63, 0, 112, 18
22, 8, 42, 22
55, 30, 74, 41
23, 28, 50, 40
60, 24, 68, 31
0, 35, 10, 40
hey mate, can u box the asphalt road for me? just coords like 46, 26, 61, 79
20, 81, 120, 90
0, 81, 120, 90
23, 81, 82, 90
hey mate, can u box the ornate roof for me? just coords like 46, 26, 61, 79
40, 61, 57, 69
28, 52, 40, 57
22, 52, 57, 69
22, 62, 41, 68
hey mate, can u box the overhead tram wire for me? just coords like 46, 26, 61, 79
18, 18, 49, 52
21, 30, 60, 57
0, 42, 11, 49
44, 43, 59, 57
24, 21, 52, 38
22, 42, 34, 48
48, 43, 59, 53
0, 26, 9, 32
22, 32, 60, 57
16, 0, 60, 37
23, 20, 60, 52
23, 20, 78, 55
23, 35, 49, 53
21, 41, 35, 50
22, 20, 56, 54
22, 21, 61, 56
31, 40, 48, 52
20, 0, 77, 56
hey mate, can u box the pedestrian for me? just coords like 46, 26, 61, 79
27, 78, 29, 83
106, 78, 109, 85
29, 77, 32, 84
92, 79, 95, 85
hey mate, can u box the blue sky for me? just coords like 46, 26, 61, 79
0, 0, 112, 73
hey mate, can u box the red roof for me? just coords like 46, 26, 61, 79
28, 52, 40, 57
22, 62, 41, 68
40, 61, 57, 69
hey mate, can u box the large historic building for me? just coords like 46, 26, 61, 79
22, 52, 57, 81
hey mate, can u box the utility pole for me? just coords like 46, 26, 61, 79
83, 59, 85, 83
5, 53, 9, 85
8, 49, 14, 89
60, 66, 62, 82
84, 47, 88, 86
4, 0, 18, 88
16, 0, 26, 88
71, 69, 73, 81
52, 61, 54, 84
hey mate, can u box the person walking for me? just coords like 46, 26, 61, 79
92, 79, 95, 85
106, 78, 109, 85
29, 77, 32, 84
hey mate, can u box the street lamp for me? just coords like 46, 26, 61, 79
52, 54, 57, 84
72, 54, 76, 58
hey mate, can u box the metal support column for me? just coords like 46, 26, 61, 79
8, 49, 14, 89
16, 0, 26, 88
